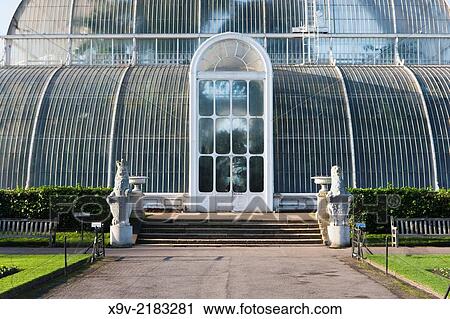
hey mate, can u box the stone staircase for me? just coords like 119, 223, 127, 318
137, 213, 324, 246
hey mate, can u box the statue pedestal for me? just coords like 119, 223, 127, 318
110, 224, 133, 248
327, 225, 350, 248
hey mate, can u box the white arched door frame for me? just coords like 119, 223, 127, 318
189, 32, 273, 212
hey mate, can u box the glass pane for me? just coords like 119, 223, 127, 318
216, 156, 231, 193
199, 156, 213, 192
232, 81, 247, 116
250, 157, 264, 192
199, 80, 214, 116
233, 156, 247, 193
215, 81, 230, 116
249, 119, 264, 154
249, 81, 264, 116
232, 118, 247, 154
216, 118, 231, 154
199, 118, 213, 154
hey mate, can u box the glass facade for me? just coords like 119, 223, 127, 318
3, 0, 449, 66
0, 64, 448, 191
339, 66, 435, 188
410, 66, 450, 189
274, 66, 353, 193
0, 0, 448, 193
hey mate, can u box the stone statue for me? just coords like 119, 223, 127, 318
108, 159, 132, 226
112, 159, 131, 197
327, 165, 351, 226
106, 159, 147, 247
329, 166, 345, 196
326, 165, 352, 248
107, 159, 134, 247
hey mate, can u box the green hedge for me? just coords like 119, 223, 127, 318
0, 186, 449, 233
0, 186, 112, 231
349, 187, 450, 233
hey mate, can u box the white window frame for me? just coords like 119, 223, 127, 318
189, 32, 273, 212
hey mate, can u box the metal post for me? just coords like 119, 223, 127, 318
64, 236, 68, 276
444, 285, 450, 299
385, 236, 389, 275
357, 229, 361, 259
102, 224, 106, 257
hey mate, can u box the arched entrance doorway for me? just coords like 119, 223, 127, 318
189, 33, 273, 212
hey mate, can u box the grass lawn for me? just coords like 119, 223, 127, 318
365, 234, 450, 247
0, 231, 110, 248
0, 254, 90, 295
367, 254, 450, 296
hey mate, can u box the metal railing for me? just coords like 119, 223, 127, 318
351, 226, 373, 260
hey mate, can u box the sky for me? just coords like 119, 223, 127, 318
1, 0, 450, 35
1, 0, 21, 35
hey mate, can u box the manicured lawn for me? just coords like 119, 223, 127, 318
0, 254, 90, 295
365, 234, 450, 247
0, 231, 110, 248
367, 254, 450, 296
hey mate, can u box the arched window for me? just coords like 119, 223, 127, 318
196, 39, 266, 72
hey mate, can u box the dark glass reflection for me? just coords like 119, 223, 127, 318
232, 118, 247, 154
199, 118, 214, 154
199, 156, 213, 192
249, 81, 264, 116
199, 80, 214, 116
215, 81, 230, 116
232, 81, 247, 116
216, 118, 231, 154
200, 0, 264, 34
216, 156, 231, 192
249, 119, 264, 154
233, 156, 247, 193
250, 156, 264, 192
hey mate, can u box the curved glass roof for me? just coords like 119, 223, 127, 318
0, 65, 447, 191
410, 66, 450, 189
8, 0, 450, 35
0, 66, 56, 188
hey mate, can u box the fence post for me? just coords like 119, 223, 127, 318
385, 236, 389, 275
64, 236, 67, 276
357, 229, 362, 259
102, 224, 106, 257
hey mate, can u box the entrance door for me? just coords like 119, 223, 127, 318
189, 33, 273, 212
198, 79, 265, 212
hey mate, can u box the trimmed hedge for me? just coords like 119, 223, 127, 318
0, 186, 448, 233
0, 186, 112, 231
349, 187, 450, 233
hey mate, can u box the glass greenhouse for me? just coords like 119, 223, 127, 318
0, 0, 449, 212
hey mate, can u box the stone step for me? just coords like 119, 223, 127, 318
137, 238, 324, 246
140, 227, 321, 234
139, 233, 323, 239
137, 218, 323, 246
140, 222, 320, 229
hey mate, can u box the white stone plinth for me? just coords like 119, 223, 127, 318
327, 225, 350, 248
110, 224, 133, 248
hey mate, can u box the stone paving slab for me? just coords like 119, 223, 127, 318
2, 246, 450, 256
36, 246, 400, 299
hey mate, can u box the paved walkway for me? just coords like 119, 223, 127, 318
2, 246, 447, 298
35, 246, 400, 299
